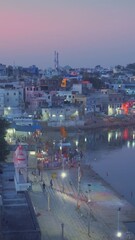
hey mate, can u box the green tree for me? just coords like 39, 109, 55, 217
126, 63, 135, 70
6, 65, 13, 77
90, 77, 104, 89
0, 118, 10, 162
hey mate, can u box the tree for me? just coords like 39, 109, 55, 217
0, 118, 10, 162
89, 77, 105, 89
6, 65, 13, 77
126, 63, 135, 70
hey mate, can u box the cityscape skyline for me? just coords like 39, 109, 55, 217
0, 0, 135, 69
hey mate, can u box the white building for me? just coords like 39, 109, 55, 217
42, 106, 79, 122
4, 88, 24, 108
56, 90, 73, 103
0, 86, 24, 117
72, 84, 82, 94
86, 93, 109, 114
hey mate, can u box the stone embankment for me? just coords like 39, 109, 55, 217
40, 114, 135, 130
83, 114, 135, 129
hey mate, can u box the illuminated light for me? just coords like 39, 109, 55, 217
7, 107, 11, 110
61, 78, 67, 87
132, 141, 135, 147
127, 141, 130, 148
59, 114, 63, 117
60, 127, 67, 138
7, 128, 14, 134
75, 140, 78, 147
123, 129, 129, 140
75, 110, 79, 116
29, 151, 36, 156
108, 132, 112, 142
85, 138, 87, 142
115, 132, 118, 140
52, 114, 56, 117
121, 100, 135, 114
61, 172, 66, 178
116, 231, 122, 238
60, 145, 62, 151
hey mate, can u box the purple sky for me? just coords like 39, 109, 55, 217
0, 0, 135, 69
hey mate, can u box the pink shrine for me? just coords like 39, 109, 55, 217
13, 145, 31, 191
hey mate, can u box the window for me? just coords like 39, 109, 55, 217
14, 93, 16, 95
7, 93, 9, 95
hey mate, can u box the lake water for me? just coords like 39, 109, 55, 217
80, 126, 135, 235
44, 126, 135, 207
89, 145, 135, 205
81, 127, 135, 206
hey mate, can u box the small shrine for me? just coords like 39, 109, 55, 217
13, 145, 31, 192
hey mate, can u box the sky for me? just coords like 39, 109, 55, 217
0, 0, 135, 69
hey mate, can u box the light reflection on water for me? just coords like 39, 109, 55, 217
79, 127, 135, 206
43, 126, 135, 205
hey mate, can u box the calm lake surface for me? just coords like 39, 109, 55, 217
44, 126, 135, 206
82, 127, 135, 207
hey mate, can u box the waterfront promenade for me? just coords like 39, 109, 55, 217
28, 164, 135, 240
39, 113, 135, 130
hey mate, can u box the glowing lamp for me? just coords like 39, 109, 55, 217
61, 172, 66, 178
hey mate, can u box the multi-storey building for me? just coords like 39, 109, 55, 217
0, 63, 7, 76
86, 92, 109, 115
41, 105, 79, 122
108, 92, 125, 115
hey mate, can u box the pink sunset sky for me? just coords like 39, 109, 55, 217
0, 0, 135, 69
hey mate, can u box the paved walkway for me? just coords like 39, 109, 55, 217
29, 165, 135, 240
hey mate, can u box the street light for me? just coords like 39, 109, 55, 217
88, 184, 91, 202
60, 140, 67, 192
75, 139, 82, 209
61, 171, 66, 193
87, 184, 91, 237
116, 207, 122, 238
77, 162, 81, 208
60, 140, 64, 169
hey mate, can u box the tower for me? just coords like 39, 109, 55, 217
54, 51, 59, 70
